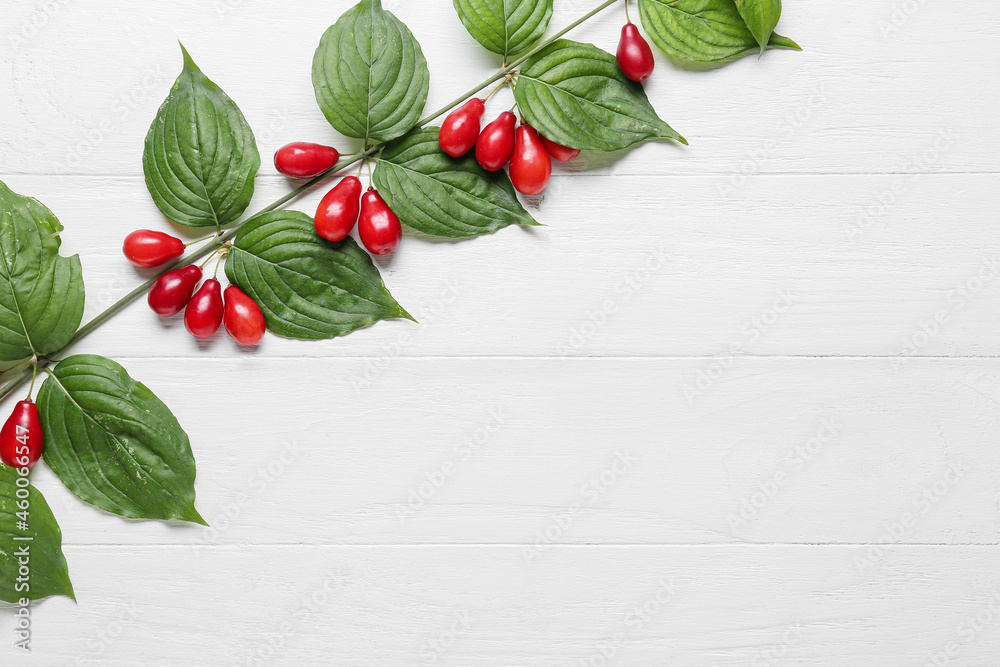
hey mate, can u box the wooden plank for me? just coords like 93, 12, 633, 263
1, 545, 998, 665
24, 357, 998, 546
1, 173, 998, 359
0, 0, 996, 177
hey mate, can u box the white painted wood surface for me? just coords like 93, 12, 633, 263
2, 0, 999, 664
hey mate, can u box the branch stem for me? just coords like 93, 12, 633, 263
0, 0, 622, 404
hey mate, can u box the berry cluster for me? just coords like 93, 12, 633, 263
436, 11, 656, 195
123, 230, 266, 345
273, 143, 402, 256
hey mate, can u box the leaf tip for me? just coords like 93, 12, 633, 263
186, 506, 209, 526
178, 42, 196, 68
397, 306, 418, 324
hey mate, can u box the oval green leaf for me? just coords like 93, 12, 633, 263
735, 0, 782, 55
0, 181, 84, 365
453, 0, 553, 60
374, 128, 539, 239
0, 465, 75, 603
143, 45, 260, 229
37, 355, 206, 525
638, 0, 799, 62
313, 0, 430, 143
225, 211, 413, 340
513, 39, 685, 151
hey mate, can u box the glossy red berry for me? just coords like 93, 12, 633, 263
439, 98, 485, 157
510, 125, 552, 195
358, 188, 402, 256
476, 111, 517, 172
184, 278, 224, 339
123, 230, 185, 268
617, 23, 655, 83
315, 176, 363, 242
0, 400, 43, 469
224, 286, 266, 346
148, 265, 203, 317
540, 135, 581, 162
274, 142, 341, 179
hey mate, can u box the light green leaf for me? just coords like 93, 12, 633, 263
313, 0, 430, 143
513, 40, 686, 151
225, 211, 413, 340
374, 128, 539, 239
37, 355, 206, 525
0, 465, 75, 603
638, 0, 800, 62
453, 0, 553, 60
143, 44, 260, 229
0, 181, 84, 365
735, 0, 781, 55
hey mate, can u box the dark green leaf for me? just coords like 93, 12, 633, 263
374, 128, 539, 239
0, 465, 75, 603
143, 44, 260, 229
513, 39, 685, 151
453, 0, 553, 60
37, 355, 206, 525
638, 0, 799, 62
0, 181, 84, 365
735, 0, 782, 55
225, 211, 413, 340
313, 0, 430, 143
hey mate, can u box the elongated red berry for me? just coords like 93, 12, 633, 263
274, 142, 340, 179
184, 278, 224, 339
476, 111, 517, 172
510, 125, 552, 195
439, 98, 485, 157
617, 23, 655, 83
358, 188, 402, 256
224, 286, 266, 346
315, 176, 363, 242
0, 400, 43, 469
123, 230, 185, 268
540, 135, 581, 162
148, 265, 203, 317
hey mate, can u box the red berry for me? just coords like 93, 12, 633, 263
224, 286, 266, 346
0, 400, 43, 469
358, 188, 402, 256
476, 111, 517, 172
274, 142, 341, 179
439, 98, 485, 158
315, 176, 363, 242
617, 23, 655, 83
539, 135, 581, 162
148, 265, 203, 317
510, 125, 552, 195
184, 278, 224, 339
123, 230, 185, 268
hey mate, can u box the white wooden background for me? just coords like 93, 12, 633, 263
2, 0, 999, 664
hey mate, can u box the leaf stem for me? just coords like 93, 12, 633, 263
0, 0, 622, 404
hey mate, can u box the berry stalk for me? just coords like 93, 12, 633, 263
0, 0, 624, 404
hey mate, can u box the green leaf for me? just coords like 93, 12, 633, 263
37, 355, 206, 525
374, 128, 539, 239
225, 212, 413, 340
143, 44, 260, 229
312, 0, 430, 143
638, 0, 800, 62
0, 465, 75, 603
735, 0, 781, 55
453, 0, 553, 60
0, 181, 84, 365
512, 39, 686, 151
